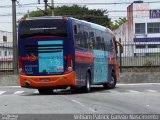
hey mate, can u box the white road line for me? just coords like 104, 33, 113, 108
146, 90, 158, 93
109, 90, 120, 94
0, 86, 21, 88
117, 83, 160, 86
127, 90, 140, 93
72, 99, 96, 113
0, 91, 6, 95
14, 91, 24, 94
72, 99, 85, 107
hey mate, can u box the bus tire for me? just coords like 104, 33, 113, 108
38, 88, 53, 94
103, 73, 117, 89
83, 72, 91, 93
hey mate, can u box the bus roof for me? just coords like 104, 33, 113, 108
20, 16, 114, 35
69, 17, 114, 35
24, 16, 66, 20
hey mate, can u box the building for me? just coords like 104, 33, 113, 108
0, 30, 13, 70
114, 1, 160, 57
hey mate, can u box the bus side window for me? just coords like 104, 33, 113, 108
95, 31, 102, 50
74, 24, 82, 48
83, 31, 88, 48
101, 38, 105, 50
104, 33, 109, 51
74, 25, 78, 34
87, 29, 94, 50
110, 38, 114, 53
96, 37, 102, 50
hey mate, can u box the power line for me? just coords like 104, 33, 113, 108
0, 12, 25, 16
1, 1, 160, 8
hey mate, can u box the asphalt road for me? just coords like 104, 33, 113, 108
0, 83, 160, 115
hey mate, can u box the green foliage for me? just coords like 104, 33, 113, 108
22, 5, 111, 28
23, 10, 44, 18
110, 17, 127, 30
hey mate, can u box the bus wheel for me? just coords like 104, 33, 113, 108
38, 88, 53, 94
103, 73, 117, 89
83, 72, 91, 93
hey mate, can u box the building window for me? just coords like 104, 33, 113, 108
148, 44, 160, 48
147, 23, 160, 33
148, 44, 157, 48
4, 51, 7, 56
135, 45, 146, 49
135, 23, 145, 34
8, 51, 12, 56
3, 36, 7, 42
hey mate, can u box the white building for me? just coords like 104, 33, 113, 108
114, 0, 160, 57
0, 30, 13, 70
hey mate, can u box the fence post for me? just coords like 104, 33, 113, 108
119, 38, 122, 73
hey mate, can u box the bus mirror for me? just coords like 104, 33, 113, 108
115, 40, 123, 53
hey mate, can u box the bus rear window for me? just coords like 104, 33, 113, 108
19, 19, 67, 39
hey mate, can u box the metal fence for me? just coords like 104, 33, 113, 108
119, 41, 160, 72
0, 42, 13, 74
0, 42, 159, 74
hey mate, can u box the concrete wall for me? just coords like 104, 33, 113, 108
0, 75, 19, 86
0, 73, 159, 86
120, 72, 160, 83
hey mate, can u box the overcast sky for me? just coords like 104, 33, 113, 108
0, 0, 159, 32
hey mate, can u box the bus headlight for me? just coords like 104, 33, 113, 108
67, 67, 73, 72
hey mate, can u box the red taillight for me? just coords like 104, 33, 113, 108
62, 16, 67, 20
18, 57, 22, 68
65, 54, 73, 73
18, 57, 25, 74
67, 54, 73, 67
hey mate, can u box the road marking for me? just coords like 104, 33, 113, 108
72, 99, 96, 113
117, 83, 160, 86
0, 86, 21, 88
14, 91, 24, 94
127, 90, 140, 93
0, 91, 6, 95
109, 90, 120, 94
146, 90, 158, 93
72, 99, 85, 107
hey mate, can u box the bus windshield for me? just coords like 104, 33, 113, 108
19, 19, 67, 39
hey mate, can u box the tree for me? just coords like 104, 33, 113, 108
110, 17, 127, 30
23, 5, 111, 28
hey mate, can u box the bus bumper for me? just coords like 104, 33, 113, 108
19, 71, 76, 88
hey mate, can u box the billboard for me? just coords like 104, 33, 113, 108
150, 9, 160, 18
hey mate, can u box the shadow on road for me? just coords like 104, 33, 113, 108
20, 86, 119, 96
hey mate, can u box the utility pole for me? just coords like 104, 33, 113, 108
11, 0, 18, 74
51, 0, 54, 16
44, 0, 48, 15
